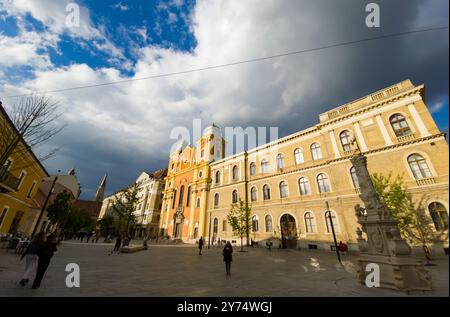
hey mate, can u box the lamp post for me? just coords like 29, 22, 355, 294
326, 201, 341, 264
208, 210, 212, 249
31, 169, 61, 240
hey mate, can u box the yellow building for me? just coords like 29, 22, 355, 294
201, 80, 448, 252
0, 104, 49, 236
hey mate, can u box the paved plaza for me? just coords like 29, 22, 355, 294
0, 241, 448, 297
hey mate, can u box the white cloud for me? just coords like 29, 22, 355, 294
111, 2, 129, 12
0, 0, 447, 194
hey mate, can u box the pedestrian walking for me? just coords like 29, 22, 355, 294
19, 232, 46, 287
223, 241, 233, 276
32, 233, 57, 289
198, 237, 204, 255
110, 235, 122, 255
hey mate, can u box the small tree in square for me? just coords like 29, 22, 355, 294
372, 172, 437, 264
227, 197, 252, 252
46, 190, 72, 230
111, 182, 140, 236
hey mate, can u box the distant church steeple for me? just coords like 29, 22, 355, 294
95, 174, 107, 202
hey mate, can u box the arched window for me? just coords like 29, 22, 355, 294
232, 165, 238, 180
232, 190, 238, 203
317, 173, 330, 193
196, 197, 201, 208
279, 181, 289, 198
325, 210, 339, 233
265, 215, 273, 232
390, 113, 411, 137
408, 154, 432, 179
250, 186, 257, 202
261, 159, 269, 173
294, 148, 304, 164
298, 177, 311, 196
214, 193, 219, 207
178, 185, 185, 207
213, 218, 218, 235
263, 185, 271, 200
215, 171, 220, 184
350, 167, 359, 188
252, 215, 259, 232
250, 162, 256, 176
428, 202, 449, 231
339, 130, 352, 152
276, 154, 285, 169
311, 143, 322, 160
186, 186, 191, 207
172, 189, 177, 208
304, 212, 316, 233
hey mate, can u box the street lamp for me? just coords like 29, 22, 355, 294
326, 201, 341, 264
208, 210, 212, 249
31, 169, 61, 240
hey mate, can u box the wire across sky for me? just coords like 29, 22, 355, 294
2, 26, 448, 99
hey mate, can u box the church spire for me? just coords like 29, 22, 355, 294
95, 174, 107, 202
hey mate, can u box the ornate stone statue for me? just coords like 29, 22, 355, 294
350, 153, 431, 292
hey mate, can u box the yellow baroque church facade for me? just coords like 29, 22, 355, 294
160, 79, 449, 252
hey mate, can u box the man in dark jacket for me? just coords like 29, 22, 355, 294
32, 233, 57, 289
198, 237, 204, 255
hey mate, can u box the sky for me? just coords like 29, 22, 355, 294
0, 0, 448, 199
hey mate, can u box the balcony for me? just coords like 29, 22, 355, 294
416, 177, 436, 187
0, 166, 20, 193
396, 133, 415, 143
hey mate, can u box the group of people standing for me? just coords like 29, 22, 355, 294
19, 232, 58, 289
198, 237, 233, 276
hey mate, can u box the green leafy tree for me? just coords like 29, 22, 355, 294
46, 190, 72, 229
372, 173, 437, 264
227, 197, 252, 252
97, 215, 114, 236
62, 207, 95, 233
111, 182, 140, 236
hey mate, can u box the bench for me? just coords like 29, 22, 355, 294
120, 245, 146, 253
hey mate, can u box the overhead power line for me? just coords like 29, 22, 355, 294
2, 26, 448, 99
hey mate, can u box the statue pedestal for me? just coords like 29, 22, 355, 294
351, 154, 432, 292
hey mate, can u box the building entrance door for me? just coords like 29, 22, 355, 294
280, 214, 298, 249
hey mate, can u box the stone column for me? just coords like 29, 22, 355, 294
329, 130, 341, 159
353, 122, 369, 152
198, 189, 208, 237
375, 115, 393, 146
350, 153, 431, 292
187, 187, 196, 239
408, 103, 430, 137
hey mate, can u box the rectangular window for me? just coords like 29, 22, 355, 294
0, 207, 9, 227
17, 170, 26, 190
27, 181, 37, 198
222, 220, 227, 232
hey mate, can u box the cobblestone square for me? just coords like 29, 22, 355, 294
0, 241, 448, 297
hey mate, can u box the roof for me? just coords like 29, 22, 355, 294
146, 168, 168, 180
0, 101, 50, 177
73, 200, 103, 218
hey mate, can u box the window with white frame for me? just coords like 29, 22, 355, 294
265, 214, 273, 232
250, 186, 257, 202
325, 210, 339, 233
304, 212, 316, 233
263, 185, 271, 200
408, 154, 432, 179
298, 177, 311, 196
339, 130, 353, 152
390, 113, 411, 137
276, 154, 284, 169
232, 190, 238, 204
261, 159, 269, 173
294, 148, 304, 164
350, 167, 360, 188
250, 162, 256, 176
310, 143, 322, 160
317, 173, 330, 193
279, 181, 289, 198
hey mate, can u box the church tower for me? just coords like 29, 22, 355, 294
95, 174, 107, 202
196, 123, 225, 163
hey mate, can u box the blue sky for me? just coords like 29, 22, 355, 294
0, 0, 448, 198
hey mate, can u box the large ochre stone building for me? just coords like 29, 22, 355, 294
159, 79, 449, 252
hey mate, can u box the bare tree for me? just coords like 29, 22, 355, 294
0, 95, 65, 170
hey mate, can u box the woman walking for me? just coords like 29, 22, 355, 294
19, 232, 46, 287
223, 241, 233, 276
32, 233, 57, 289
198, 237, 204, 255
